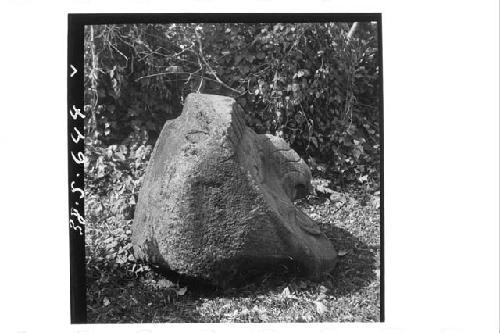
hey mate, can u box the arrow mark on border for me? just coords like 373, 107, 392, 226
70, 65, 77, 77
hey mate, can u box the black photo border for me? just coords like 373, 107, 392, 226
67, 13, 384, 324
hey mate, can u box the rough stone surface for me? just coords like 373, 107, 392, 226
132, 93, 337, 285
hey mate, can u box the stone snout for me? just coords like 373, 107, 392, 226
239, 133, 338, 280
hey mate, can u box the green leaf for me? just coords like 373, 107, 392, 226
176, 286, 188, 296
246, 54, 256, 63
310, 137, 318, 148
239, 65, 250, 74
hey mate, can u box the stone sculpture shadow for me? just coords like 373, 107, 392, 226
323, 225, 378, 297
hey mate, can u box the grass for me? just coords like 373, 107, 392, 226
85, 178, 381, 323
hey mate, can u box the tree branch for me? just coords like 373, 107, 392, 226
347, 22, 359, 41
194, 29, 244, 95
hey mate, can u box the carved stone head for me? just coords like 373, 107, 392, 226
132, 93, 337, 285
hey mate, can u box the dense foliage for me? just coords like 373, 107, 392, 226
84, 22, 380, 189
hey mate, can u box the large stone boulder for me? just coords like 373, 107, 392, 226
132, 93, 337, 285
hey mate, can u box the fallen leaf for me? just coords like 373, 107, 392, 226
296, 315, 307, 322
319, 285, 328, 294
103, 297, 110, 306
314, 301, 327, 315
259, 312, 269, 321
337, 250, 348, 256
329, 192, 345, 203
157, 278, 174, 289
358, 175, 368, 183
281, 286, 298, 300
